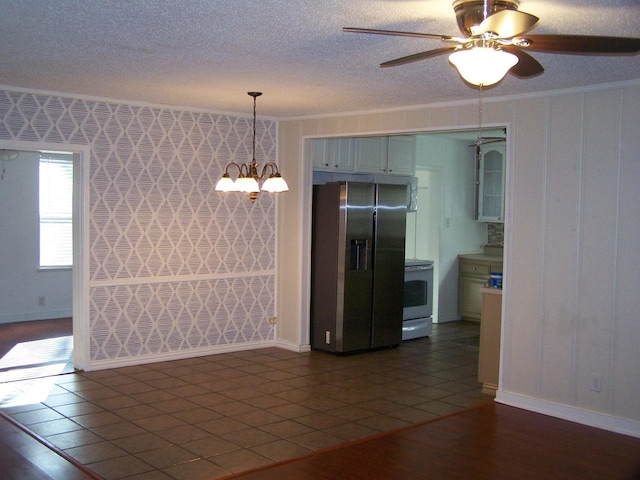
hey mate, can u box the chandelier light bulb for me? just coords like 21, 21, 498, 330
262, 173, 290, 193
214, 174, 237, 192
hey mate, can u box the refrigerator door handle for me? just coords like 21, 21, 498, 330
350, 239, 368, 271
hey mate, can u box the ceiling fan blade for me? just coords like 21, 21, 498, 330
343, 27, 458, 42
516, 34, 640, 54
477, 10, 539, 38
502, 46, 544, 77
380, 46, 459, 68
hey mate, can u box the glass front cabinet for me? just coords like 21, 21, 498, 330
476, 142, 506, 222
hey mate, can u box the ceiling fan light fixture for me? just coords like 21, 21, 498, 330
449, 47, 518, 86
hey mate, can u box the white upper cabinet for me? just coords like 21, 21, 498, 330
387, 135, 416, 176
311, 138, 356, 172
355, 135, 416, 176
312, 135, 416, 176
355, 136, 388, 173
476, 143, 506, 222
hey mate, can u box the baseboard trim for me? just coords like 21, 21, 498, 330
496, 390, 640, 439
274, 339, 311, 353
0, 311, 72, 324
87, 340, 278, 371
87, 339, 312, 371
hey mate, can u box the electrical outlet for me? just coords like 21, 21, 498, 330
325, 330, 331, 344
268, 317, 277, 325
590, 374, 602, 393
38, 296, 45, 306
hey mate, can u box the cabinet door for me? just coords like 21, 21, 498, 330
477, 143, 505, 222
311, 139, 331, 170
333, 138, 355, 172
311, 138, 355, 172
458, 275, 487, 320
387, 136, 416, 176
355, 137, 388, 174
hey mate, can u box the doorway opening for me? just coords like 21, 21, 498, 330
305, 127, 507, 333
0, 143, 89, 403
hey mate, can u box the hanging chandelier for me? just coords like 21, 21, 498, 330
215, 92, 289, 202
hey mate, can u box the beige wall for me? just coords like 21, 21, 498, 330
277, 81, 640, 437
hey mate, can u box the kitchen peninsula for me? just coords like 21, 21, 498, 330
457, 245, 503, 321
478, 287, 502, 395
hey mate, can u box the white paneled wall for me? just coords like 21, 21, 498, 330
278, 81, 640, 436
0, 89, 278, 369
503, 86, 640, 434
614, 86, 640, 420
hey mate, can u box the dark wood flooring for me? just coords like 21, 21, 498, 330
2, 400, 639, 480
222, 402, 640, 480
0, 318, 72, 358
0, 411, 100, 480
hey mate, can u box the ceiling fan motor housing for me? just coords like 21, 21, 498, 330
453, 0, 520, 36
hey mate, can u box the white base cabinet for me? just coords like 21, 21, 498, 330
458, 254, 503, 321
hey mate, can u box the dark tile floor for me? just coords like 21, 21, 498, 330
0, 321, 490, 480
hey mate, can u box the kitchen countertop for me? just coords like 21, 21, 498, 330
481, 287, 503, 295
458, 252, 504, 263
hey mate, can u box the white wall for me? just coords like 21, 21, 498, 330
413, 134, 487, 323
277, 81, 640, 437
405, 169, 442, 319
0, 150, 72, 323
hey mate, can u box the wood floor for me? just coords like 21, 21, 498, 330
0, 410, 100, 480
2, 401, 639, 480
0, 318, 72, 358
223, 402, 640, 480
0, 318, 74, 384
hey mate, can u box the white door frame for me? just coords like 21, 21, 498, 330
0, 140, 90, 370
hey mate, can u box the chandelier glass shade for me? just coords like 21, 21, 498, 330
448, 46, 518, 86
214, 92, 289, 202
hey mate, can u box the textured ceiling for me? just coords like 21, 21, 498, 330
0, 0, 638, 118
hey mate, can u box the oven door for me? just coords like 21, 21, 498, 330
403, 264, 434, 321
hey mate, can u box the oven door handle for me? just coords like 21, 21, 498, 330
406, 265, 433, 271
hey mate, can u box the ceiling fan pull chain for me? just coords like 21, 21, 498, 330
477, 84, 484, 144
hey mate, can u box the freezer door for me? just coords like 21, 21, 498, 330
311, 183, 341, 352
371, 184, 407, 348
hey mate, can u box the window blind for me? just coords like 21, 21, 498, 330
39, 152, 73, 268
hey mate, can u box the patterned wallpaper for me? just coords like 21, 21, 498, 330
0, 89, 276, 366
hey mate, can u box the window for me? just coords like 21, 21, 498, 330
39, 152, 73, 268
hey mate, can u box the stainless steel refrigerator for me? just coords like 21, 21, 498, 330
311, 182, 407, 353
